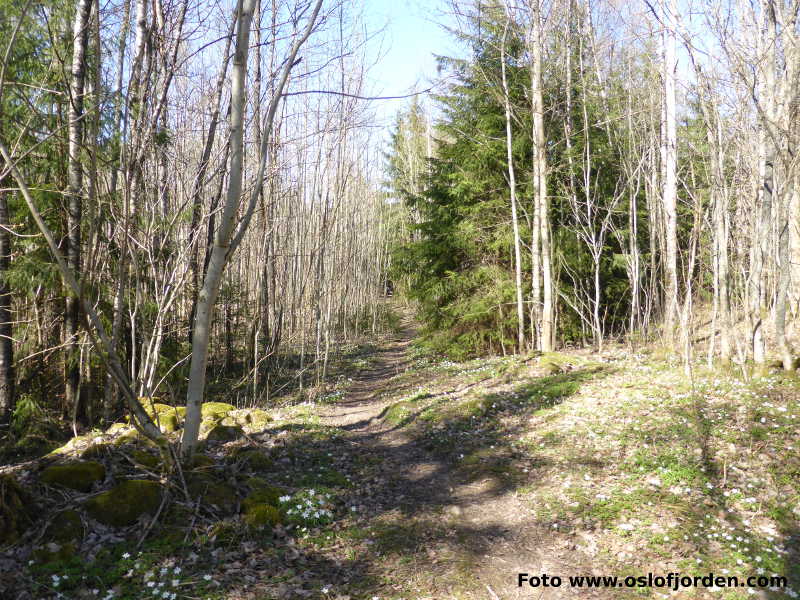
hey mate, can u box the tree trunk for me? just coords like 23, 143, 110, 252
0, 190, 14, 425
65, 0, 93, 423
499, 12, 525, 352
529, 0, 553, 351
660, 0, 679, 349
182, 0, 323, 457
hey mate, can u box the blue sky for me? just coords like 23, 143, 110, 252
360, 0, 456, 129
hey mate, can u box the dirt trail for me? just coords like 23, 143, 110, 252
316, 324, 603, 600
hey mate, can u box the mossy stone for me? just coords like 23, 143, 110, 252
242, 485, 286, 511
230, 449, 273, 471
41, 461, 106, 492
238, 409, 272, 432
33, 541, 76, 563
81, 442, 112, 460
46, 510, 83, 542
113, 429, 139, 446
185, 454, 215, 470
48, 434, 97, 457
0, 475, 35, 545
186, 473, 238, 513
105, 423, 129, 436
157, 412, 180, 433
201, 402, 235, 420
243, 504, 282, 529
84, 480, 162, 527
205, 424, 244, 442
130, 450, 160, 469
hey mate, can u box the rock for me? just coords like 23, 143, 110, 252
81, 442, 112, 460
227, 409, 273, 432
228, 448, 273, 471
105, 423, 129, 436
46, 510, 83, 542
41, 461, 106, 492
48, 434, 100, 457
184, 454, 215, 470
84, 480, 162, 526
33, 541, 76, 563
0, 475, 36, 544
130, 449, 160, 469
243, 504, 282, 529
201, 402, 236, 421
242, 485, 286, 512
205, 424, 244, 442
156, 412, 180, 433
185, 473, 237, 513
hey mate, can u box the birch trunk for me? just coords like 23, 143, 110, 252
499, 14, 526, 352
64, 0, 93, 420
182, 0, 324, 457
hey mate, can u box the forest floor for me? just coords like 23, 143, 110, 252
266, 317, 800, 600
8, 313, 800, 599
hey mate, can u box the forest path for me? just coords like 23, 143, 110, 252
314, 321, 604, 600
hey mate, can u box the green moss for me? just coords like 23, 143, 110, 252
105, 423, 129, 435
243, 504, 282, 529
81, 442, 112, 460
12, 434, 57, 457
184, 454, 215, 470
84, 480, 162, 527
0, 475, 35, 545
33, 541, 76, 563
48, 434, 98, 457
41, 461, 106, 492
201, 402, 235, 420
242, 409, 273, 431
157, 413, 179, 433
185, 473, 238, 513
229, 448, 272, 470
205, 424, 244, 442
242, 485, 286, 512
113, 429, 139, 446
130, 450, 160, 469
46, 510, 83, 542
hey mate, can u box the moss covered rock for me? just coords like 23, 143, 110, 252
205, 424, 244, 442
105, 422, 130, 436
156, 412, 180, 433
112, 428, 139, 446
186, 473, 238, 513
244, 409, 273, 431
201, 402, 235, 420
185, 454, 215, 470
81, 442, 112, 460
229, 448, 273, 471
130, 449, 160, 469
84, 480, 162, 527
48, 434, 100, 457
33, 541, 77, 563
46, 510, 83, 542
41, 461, 106, 492
242, 484, 286, 511
0, 475, 35, 545
243, 504, 282, 529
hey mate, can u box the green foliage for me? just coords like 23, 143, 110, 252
386, 7, 658, 355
